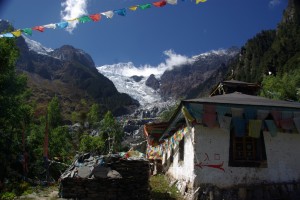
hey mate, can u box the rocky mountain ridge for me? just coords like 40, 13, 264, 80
0, 20, 139, 118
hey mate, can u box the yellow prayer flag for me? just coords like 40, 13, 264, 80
196, 0, 207, 4
129, 5, 138, 11
11, 30, 22, 37
182, 106, 195, 123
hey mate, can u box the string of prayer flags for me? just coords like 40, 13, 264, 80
146, 126, 190, 160
0, 0, 208, 38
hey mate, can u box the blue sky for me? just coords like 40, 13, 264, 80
0, 0, 288, 67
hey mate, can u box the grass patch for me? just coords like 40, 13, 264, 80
150, 174, 183, 200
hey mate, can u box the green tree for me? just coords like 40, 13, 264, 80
49, 126, 73, 161
99, 111, 123, 153
47, 96, 62, 129
0, 36, 29, 181
260, 68, 300, 101
79, 134, 104, 154
87, 103, 101, 125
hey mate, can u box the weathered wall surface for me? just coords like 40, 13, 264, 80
163, 127, 195, 184
193, 125, 300, 188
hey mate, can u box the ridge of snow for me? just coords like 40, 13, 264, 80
23, 36, 54, 56
192, 48, 239, 60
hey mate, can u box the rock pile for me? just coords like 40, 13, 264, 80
59, 152, 150, 199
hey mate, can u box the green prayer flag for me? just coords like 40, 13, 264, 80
22, 28, 32, 36
79, 16, 92, 23
139, 4, 152, 10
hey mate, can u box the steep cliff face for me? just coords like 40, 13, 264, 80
159, 47, 239, 99
145, 74, 160, 90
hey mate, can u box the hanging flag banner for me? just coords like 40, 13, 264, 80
153, 1, 167, 7
114, 8, 127, 16
78, 16, 92, 23
90, 14, 101, 22
102, 10, 114, 19
146, 126, 190, 159
139, 3, 152, 10
196, 0, 207, 4
129, 5, 139, 11
33, 26, 45, 32
0, 0, 207, 38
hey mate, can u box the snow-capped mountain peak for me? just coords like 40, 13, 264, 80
97, 63, 164, 108
23, 36, 53, 56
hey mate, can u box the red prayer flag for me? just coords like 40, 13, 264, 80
153, 0, 167, 7
90, 14, 101, 22
32, 26, 45, 32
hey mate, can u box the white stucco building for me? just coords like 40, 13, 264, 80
145, 92, 300, 198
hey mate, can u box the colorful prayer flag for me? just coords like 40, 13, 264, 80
78, 16, 92, 23
102, 11, 114, 19
248, 120, 262, 138
166, 0, 177, 5
196, 0, 207, 4
22, 28, 32, 36
90, 13, 101, 22
114, 8, 127, 16
139, 4, 152, 10
56, 21, 68, 29
32, 26, 45, 32
153, 0, 167, 7
44, 23, 56, 29
129, 5, 139, 11
12, 30, 22, 37
1, 33, 14, 38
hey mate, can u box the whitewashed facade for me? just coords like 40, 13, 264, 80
155, 93, 300, 196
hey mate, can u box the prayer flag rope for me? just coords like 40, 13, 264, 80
0, 0, 207, 38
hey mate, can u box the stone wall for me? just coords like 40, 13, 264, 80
59, 154, 150, 199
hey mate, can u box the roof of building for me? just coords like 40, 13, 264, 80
144, 122, 169, 145
157, 92, 300, 141
210, 80, 261, 96
185, 92, 300, 109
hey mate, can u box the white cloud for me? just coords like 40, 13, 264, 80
269, 0, 281, 8
60, 0, 88, 33
126, 50, 192, 77
99, 50, 193, 78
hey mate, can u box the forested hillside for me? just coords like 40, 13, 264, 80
229, 0, 300, 101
